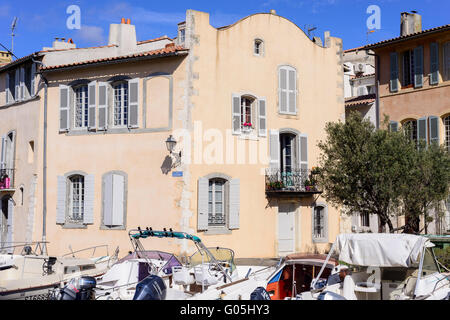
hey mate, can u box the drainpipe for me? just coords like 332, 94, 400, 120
32, 56, 48, 256
365, 50, 380, 129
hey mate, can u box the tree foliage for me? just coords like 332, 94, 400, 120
317, 112, 450, 233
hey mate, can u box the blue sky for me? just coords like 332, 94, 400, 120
1, 0, 449, 59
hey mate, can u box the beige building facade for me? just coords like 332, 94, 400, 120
0, 10, 344, 259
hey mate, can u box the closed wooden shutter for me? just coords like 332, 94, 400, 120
429, 116, 440, 145
269, 130, 280, 170
14, 69, 19, 101
390, 52, 399, 92
414, 46, 424, 88
0, 136, 5, 170
128, 78, 139, 128
417, 117, 428, 145
56, 176, 67, 224
19, 67, 25, 101
5, 73, 10, 104
31, 63, 36, 96
197, 178, 209, 231
232, 94, 241, 135
98, 82, 108, 131
59, 85, 70, 132
446, 43, 450, 80
299, 134, 308, 172
430, 43, 439, 85
103, 173, 125, 227
88, 81, 97, 130
258, 98, 267, 137
279, 68, 288, 113
288, 68, 297, 114
279, 66, 297, 114
229, 179, 240, 230
83, 175, 95, 225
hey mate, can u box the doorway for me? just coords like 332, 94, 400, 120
278, 203, 296, 256
0, 196, 13, 252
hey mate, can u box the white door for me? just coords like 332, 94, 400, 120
278, 203, 296, 256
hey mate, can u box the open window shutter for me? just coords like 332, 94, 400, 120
279, 68, 288, 113
232, 94, 241, 135
258, 98, 267, 137
197, 178, 209, 231
389, 121, 399, 132
269, 130, 280, 169
19, 67, 25, 100
103, 174, 125, 227
414, 46, 424, 88
417, 117, 428, 145
128, 78, 139, 128
7, 198, 14, 252
5, 73, 10, 104
446, 43, 450, 81
429, 116, 440, 145
83, 175, 95, 225
288, 68, 297, 114
98, 82, 108, 131
31, 63, 36, 96
229, 179, 240, 230
390, 52, 399, 92
56, 176, 67, 224
59, 85, 70, 132
299, 134, 308, 172
103, 174, 113, 226
88, 81, 97, 130
430, 43, 439, 85
0, 136, 5, 169
14, 69, 19, 101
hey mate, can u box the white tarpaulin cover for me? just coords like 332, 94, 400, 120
333, 234, 434, 268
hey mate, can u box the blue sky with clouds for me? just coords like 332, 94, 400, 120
0, 0, 449, 59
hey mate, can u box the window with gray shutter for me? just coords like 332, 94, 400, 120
414, 46, 424, 88
197, 178, 209, 231
232, 94, 241, 135
56, 176, 67, 224
98, 82, 108, 130
128, 78, 139, 128
312, 205, 328, 243
429, 116, 440, 145
390, 52, 399, 92
229, 179, 240, 230
258, 98, 267, 137
88, 81, 97, 130
59, 85, 70, 132
14, 69, 19, 102
299, 134, 308, 173
445, 42, 450, 81
0, 136, 6, 170
279, 66, 297, 115
103, 173, 126, 228
430, 43, 439, 85
19, 67, 25, 101
417, 117, 428, 146
31, 63, 36, 97
389, 121, 399, 132
5, 73, 10, 104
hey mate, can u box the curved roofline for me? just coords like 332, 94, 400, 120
215, 12, 319, 45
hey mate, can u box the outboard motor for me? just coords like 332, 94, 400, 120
250, 287, 271, 300
133, 275, 167, 300
59, 277, 97, 300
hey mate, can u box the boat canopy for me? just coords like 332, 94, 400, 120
333, 234, 434, 268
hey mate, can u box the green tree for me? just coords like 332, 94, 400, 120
317, 112, 450, 233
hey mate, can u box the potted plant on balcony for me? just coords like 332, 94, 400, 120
304, 179, 316, 192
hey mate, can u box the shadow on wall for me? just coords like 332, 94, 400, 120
161, 156, 173, 175
304, 242, 333, 255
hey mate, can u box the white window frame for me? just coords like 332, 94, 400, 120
208, 178, 227, 228
73, 85, 89, 129
112, 82, 129, 128
312, 204, 328, 243
240, 96, 255, 133
67, 175, 85, 225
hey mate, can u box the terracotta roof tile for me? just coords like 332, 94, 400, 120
40, 45, 188, 71
345, 94, 376, 107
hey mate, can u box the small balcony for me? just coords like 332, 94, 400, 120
0, 168, 15, 192
265, 169, 322, 198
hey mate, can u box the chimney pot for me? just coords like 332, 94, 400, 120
121, 18, 126, 24
127, 19, 131, 24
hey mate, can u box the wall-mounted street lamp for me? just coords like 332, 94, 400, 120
165, 135, 182, 168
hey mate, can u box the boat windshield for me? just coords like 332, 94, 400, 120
119, 250, 182, 275
189, 247, 236, 273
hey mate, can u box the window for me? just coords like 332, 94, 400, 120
180, 28, 186, 43
208, 179, 226, 227
421, 248, 439, 276
28, 141, 34, 164
360, 212, 370, 228
445, 116, 450, 152
232, 94, 266, 137
74, 85, 89, 128
4, 64, 35, 104
240, 96, 254, 132
278, 66, 297, 115
280, 133, 296, 174
445, 42, 450, 81
102, 172, 127, 229
403, 120, 417, 143
68, 175, 84, 224
113, 82, 129, 127
254, 39, 264, 56
402, 50, 414, 87
313, 205, 326, 240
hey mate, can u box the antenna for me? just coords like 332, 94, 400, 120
11, 17, 18, 56
304, 24, 318, 39
366, 29, 375, 44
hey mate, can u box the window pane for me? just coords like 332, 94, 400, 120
75, 86, 88, 128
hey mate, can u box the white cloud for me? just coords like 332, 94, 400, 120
75, 25, 106, 46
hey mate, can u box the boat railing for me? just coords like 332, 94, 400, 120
62, 244, 112, 259
0, 241, 49, 256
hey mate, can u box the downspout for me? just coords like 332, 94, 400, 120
365, 50, 380, 129
32, 56, 48, 256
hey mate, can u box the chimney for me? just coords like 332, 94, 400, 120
400, 11, 422, 36
108, 18, 137, 54
45, 37, 76, 50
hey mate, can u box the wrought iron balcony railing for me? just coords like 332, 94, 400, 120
0, 168, 15, 190
265, 169, 322, 197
